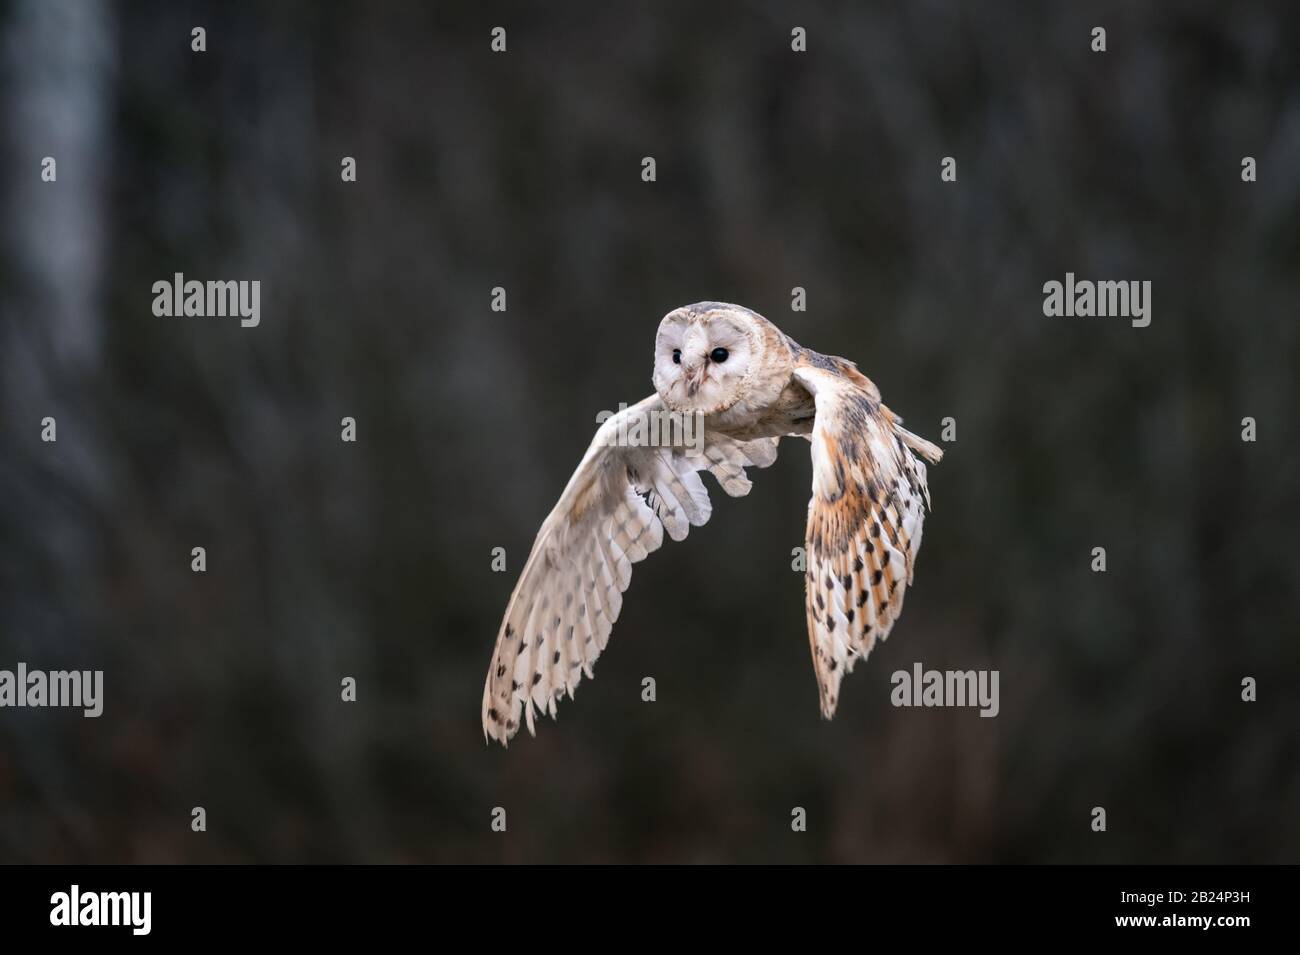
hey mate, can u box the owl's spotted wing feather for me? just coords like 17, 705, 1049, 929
793, 363, 942, 719
482, 395, 778, 745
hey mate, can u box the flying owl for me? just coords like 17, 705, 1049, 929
482, 302, 942, 744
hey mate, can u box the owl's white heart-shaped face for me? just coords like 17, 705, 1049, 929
652, 304, 762, 414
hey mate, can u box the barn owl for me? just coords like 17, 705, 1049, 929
482, 302, 942, 745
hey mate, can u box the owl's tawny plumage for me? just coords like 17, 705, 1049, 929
482, 302, 942, 744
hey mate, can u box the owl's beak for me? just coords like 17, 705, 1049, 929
684, 363, 706, 397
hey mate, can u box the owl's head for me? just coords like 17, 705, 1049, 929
652, 302, 792, 416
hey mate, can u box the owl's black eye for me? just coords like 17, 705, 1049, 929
710, 347, 729, 364
672, 349, 681, 364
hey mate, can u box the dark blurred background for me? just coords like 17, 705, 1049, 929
1, 0, 1298, 863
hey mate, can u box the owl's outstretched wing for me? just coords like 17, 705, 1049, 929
482, 395, 778, 745
793, 362, 942, 719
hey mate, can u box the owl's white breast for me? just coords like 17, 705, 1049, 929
708, 372, 815, 440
